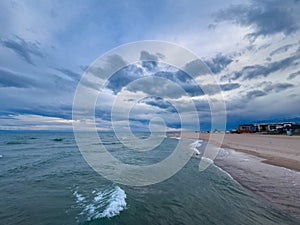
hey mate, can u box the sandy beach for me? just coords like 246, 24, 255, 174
178, 132, 300, 219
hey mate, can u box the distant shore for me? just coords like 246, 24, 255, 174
178, 132, 300, 172
175, 132, 300, 219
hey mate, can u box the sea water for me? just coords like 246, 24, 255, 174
0, 132, 299, 224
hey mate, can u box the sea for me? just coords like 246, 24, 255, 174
0, 131, 299, 225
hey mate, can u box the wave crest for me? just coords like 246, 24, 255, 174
73, 186, 127, 221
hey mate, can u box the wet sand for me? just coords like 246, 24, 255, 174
177, 132, 300, 219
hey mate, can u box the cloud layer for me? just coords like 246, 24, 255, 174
0, 0, 299, 131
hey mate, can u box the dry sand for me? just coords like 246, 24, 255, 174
180, 132, 300, 171
177, 132, 300, 219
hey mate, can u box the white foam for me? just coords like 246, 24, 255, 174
201, 157, 214, 164
193, 147, 201, 155
100, 186, 127, 218
74, 190, 86, 203
0, 155, 2, 158
76, 186, 127, 221
169, 136, 180, 139
190, 140, 202, 149
189, 140, 198, 147
93, 191, 104, 202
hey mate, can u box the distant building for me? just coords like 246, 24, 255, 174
254, 122, 296, 133
237, 124, 256, 133
236, 122, 299, 135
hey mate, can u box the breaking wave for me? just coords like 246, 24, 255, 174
73, 186, 127, 221
189, 140, 203, 148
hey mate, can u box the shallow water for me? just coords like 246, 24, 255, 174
0, 132, 299, 224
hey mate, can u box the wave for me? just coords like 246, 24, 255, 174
74, 190, 86, 203
102, 141, 121, 145
52, 138, 64, 142
169, 136, 181, 140
74, 186, 127, 221
200, 156, 214, 164
214, 164, 234, 180
6, 141, 27, 145
189, 140, 202, 148
191, 140, 203, 147
193, 147, 201, 155
100, 186, 127, 218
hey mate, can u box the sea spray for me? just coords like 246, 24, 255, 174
74, 186, 127, 221
100, 186, 127, 218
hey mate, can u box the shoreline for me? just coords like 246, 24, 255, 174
176, 132, 300, 219
178, 132, 300, 172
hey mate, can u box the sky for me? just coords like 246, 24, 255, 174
0, 0, 300, 131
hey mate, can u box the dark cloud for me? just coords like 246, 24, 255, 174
112, 63, 239, 98
204, 54, 233, 74
83, 54, 129, 91
95, 109, 112, 121
15, 108, 72, 120
82, 54, 129, 92
140, 51, 159, 71
155, 71, 204, 97
264, 82, 294, 92
88, 54, 128, 79
200, 83, 240, 95
182, 83, 204, 97
0, 36, 43, 65
266, 57, 272, 62
227, 50, 300, 81
110, 65, 205, 98
287, 70, 300, 80
106, 64, 144, 94
246, 90, 267, 99
0, 67, 36, 88
270, 44, 295, 57
215, 0, 300, 39
104, 56, 214, 97
154, 71, 175, 81
231, 65, 266, 80
126, 75, 186, 99
138, 96, 176, 113
221, 83, 240, 91
193, 99, 211, 113
272, 83, 294, 92
182, 59, 211, 77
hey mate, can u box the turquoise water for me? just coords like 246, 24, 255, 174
0, 132, 299, 224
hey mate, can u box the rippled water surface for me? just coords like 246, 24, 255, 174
0, 132, 299, 224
